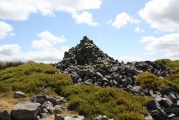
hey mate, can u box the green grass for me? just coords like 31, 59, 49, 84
0, 62, 72, 94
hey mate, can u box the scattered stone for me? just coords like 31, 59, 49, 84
14, 91, 26, 98
148, 100, 161, 110
0, 110, 11, 120
94, 115, 103, 120
11, 101, 41, 120
164, 108, 179, 114
31, 95, 48, 104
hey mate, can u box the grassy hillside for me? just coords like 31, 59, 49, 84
0, 62, 151, 120
0, 62, 72, 94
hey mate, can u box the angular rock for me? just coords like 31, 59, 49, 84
41, 101, 54, 113
14, 91, 26, 98
11, 101, 41, 120
148, 100, 161, 110
164, 108, 179, 114
84, 79, 93, 85
168, 93, 177, 103
31, 95, 48, 104
155, 110, 168, 120
48, 97, 61, 106
161, 97, 173, 108
53, 105, 63, 114
0, 110, 11, 120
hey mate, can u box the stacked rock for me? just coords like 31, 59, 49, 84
55, 36, 171, 89
55, 36, 118, 71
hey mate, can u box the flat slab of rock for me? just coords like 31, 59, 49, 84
11, 101, 41, 120
164, 108, 179, 114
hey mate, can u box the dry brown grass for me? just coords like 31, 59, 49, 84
0, 93, 30, 112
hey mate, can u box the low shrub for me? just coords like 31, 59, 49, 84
60, 84, 150, 120
0, 63, 72, 94
136, 72, 167, 89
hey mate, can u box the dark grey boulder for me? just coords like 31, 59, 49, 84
161, 97, 173, 108
0, 110, 11, 120
11, 101, 41, 120
148, 100, 161, 110
31, 95, 48, 104
164, 108, 179, 114
48, 97, 60, 106
14, 91, 26, 98
155, 110, 168, 120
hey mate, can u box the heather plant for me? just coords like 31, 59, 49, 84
59, 85, 150, 120
136, 72, 168, 89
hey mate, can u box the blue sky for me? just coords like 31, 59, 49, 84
0, 0, 179, 63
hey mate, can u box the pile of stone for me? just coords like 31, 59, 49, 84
54, 36, 179, 120
55, 36, 171, 91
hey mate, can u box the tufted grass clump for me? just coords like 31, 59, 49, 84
136, 72, 168, 89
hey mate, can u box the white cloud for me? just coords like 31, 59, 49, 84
135, 27, 144, 33
71, 11, 98, 26
0, 44, 20, 56
112, 12, 140, 29
0, 0, 102, 26
140, 36, 156, 43
141, 32, 179, 58
32, 31, 66, 50
139, 0, 179, 32
0, 21, 15, 39
0, 31, 68, 63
